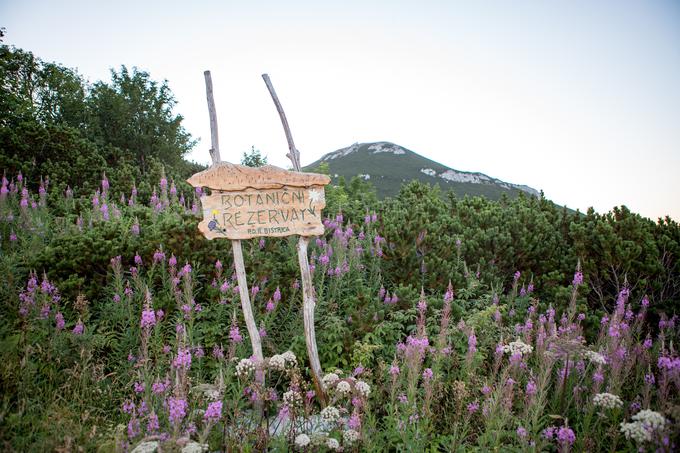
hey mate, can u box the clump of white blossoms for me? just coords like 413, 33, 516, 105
321, 405, 341, 424
281, 351, 298, 367
294, 433, 311, 449
336, 381, 352, 395
343, 429, 360, 444
326, 438, 340, 450
283, 390, 302, 406
619, 409, 667, 444
322, 372, 340, 388
633, 410, 667, 430
593, 393, 623, 410
584, 350, 607, 365
235, 358, 255, 377
502, 339, 534, 356
268, 354, 286, 371
355, 380, 371, 397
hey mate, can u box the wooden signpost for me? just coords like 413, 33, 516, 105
189, 71, 329, 404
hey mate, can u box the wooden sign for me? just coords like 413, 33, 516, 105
187, 162, 330, 240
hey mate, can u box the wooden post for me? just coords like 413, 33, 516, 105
261, 73, 326, 404
203, 71, 221, 164
203, 71, 263, 367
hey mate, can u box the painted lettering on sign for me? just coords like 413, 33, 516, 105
198, 186, 326, 240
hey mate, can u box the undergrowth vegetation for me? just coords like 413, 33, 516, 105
0, 171, 678, 452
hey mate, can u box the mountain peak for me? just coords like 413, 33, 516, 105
306, 142, 540, 200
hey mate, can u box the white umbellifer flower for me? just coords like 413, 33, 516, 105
322, 372, 340, 387
502, 339, 533, 356
326, 438, 340, 450
235, 358, 255, 377
336, 381, 351, 395
593, 392, 623, 410
620, 421, 652, 443
281, 351, 298, 367
321, 405, 341, 424
355, 380, 371, 397
294, 433, 311, 448
619, 409, 667, 444
269, 354, 286, 371
343, 429, 360, 444
283, 390, 302, 406
633, 409, 666, 430
585, 350, 607, 365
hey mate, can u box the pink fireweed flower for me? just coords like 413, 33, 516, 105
134, 381, 145, 393
390, 364, 400, 376
153, 250, 165, 263
141, 308, 156, 328
251, 285, 259, 297
152, 379, 170, 394
168, 254, 177, 267
220, 281, 230, 293
517, 426, 528, 438
526, 380, 537, 396
131, 221, 140, 236
273, 286, 281, 302
55, 312, 65, 330
204, 400, 222, 421
167, 397, 188, 424
423, 368, 434, 381
557, 426, 575, 447
266, 299, 275, 312
467, 401, 479, 413
641, 296, 650, 308
229, 325, 243, 344
468, 331, 477, 355
173, 348, 192, 369
72, 320, 84, 335
573, 271, 583, 286
146, 412, 159, 434
122, 400, 135, 414
212, 345, 224, 359
347, 413, 361, 430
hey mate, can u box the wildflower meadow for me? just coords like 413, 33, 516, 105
1, 169, 678, 452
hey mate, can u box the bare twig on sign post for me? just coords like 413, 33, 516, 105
203, 71, 221, 164
261, 73, 326, 405
203, 71, 263, 369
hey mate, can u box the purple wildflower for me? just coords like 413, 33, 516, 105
204, 400, 222, 421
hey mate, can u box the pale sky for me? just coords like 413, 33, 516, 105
3, 0, 679, 220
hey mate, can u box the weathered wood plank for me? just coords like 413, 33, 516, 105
187, 162, 330, 192
196, 185, 326, 240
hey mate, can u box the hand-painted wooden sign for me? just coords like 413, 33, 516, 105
187, 162, 331, 240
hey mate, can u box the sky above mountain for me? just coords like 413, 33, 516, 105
3, 0, 679, 220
